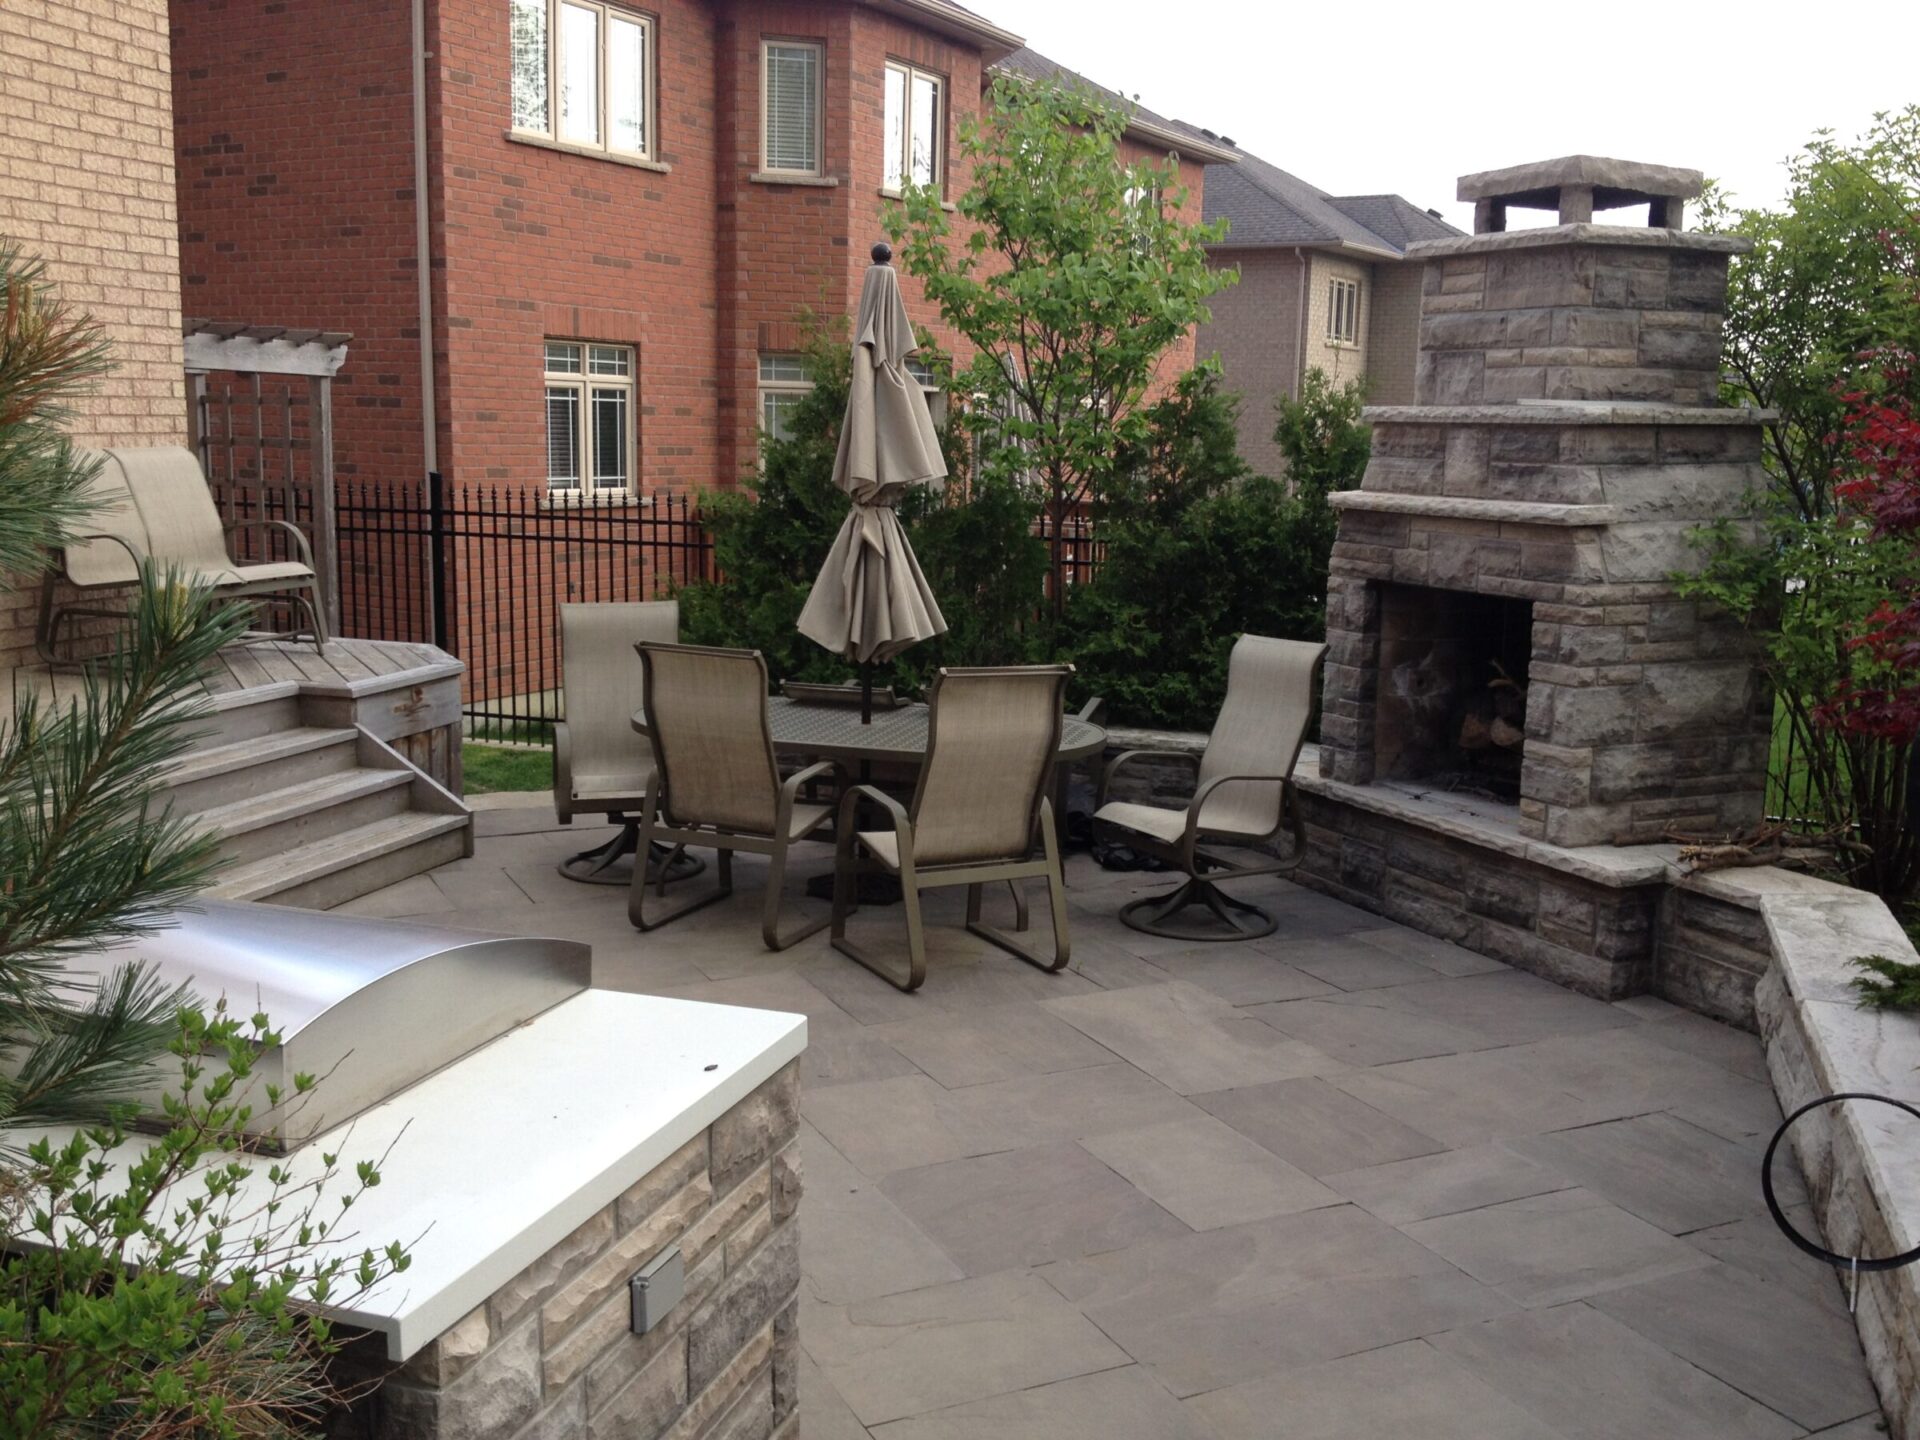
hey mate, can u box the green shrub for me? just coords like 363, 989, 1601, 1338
0, 1004, 408, 1438
679, 329, 1045, 693
1061, 365, 1365, 728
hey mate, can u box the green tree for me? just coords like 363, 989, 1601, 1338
1702, 106, 1920, 520
0, 243, 406, 1435
888, 72, 1233, 618
0, 242, 247, 1144
1064, 365, 1349, 727
679, 328, 1044, 688
1680, 110, 1920, 898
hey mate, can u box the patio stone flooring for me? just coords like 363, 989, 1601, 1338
342, 800, 1886, 1438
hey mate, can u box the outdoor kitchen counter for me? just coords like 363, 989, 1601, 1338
34, 990, 807, 1362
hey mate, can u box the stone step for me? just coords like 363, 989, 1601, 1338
207, 811, 470, 906
194, 768, 415, 864
161, 727, 359, 812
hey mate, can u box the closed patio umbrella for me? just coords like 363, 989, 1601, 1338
796, 243, 948, 714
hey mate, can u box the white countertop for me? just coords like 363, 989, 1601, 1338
22, 990, 807, 1361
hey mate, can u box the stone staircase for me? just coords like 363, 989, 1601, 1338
159, 686, 471, 909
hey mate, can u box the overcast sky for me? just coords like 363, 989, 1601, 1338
1008, 0, 1918, 229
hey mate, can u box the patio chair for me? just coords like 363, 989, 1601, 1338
553, 600, 700, 886
38, 446, 326, 659
630, 642, 843, 950
1094, 634, 1327, 941
832, 665, 1073, 993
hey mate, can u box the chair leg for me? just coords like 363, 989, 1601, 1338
832, 846, 928, 993
964, 802, 1071, 973
628, 811, 734, 933
761, 837, 829, 952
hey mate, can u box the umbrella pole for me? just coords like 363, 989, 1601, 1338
861, 662, 873, 725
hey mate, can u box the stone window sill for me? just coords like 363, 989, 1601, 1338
878, 186, 956, 212
507, 131, 672, 174
539, 490, 650, 511
750, 171, 839, 187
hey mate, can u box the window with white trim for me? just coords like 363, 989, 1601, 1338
761, 40, 822, 175
511, 0, 655, 160
1327, 276, 1361, 345
758, 354, 811, 443
545, 341, 635, 497
882, 61, 942, 191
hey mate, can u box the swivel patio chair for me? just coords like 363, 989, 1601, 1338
832, 664, 1073, 993
553, 600, 700, 886
1095, 634, 1326, 941
630, 642, 843, 950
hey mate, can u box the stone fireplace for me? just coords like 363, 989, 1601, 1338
1317, 155, 1772, 849
1294, 155, 1775, 999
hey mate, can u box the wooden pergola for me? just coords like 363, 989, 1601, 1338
183, 319, 352, 633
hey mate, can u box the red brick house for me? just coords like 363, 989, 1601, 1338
169, 0, 1234, 508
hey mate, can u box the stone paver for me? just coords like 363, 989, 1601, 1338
354, 815, 1885, 1437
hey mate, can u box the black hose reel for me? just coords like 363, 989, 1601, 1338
1761, 1091, 1920, 1312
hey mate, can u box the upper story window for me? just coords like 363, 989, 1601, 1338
882, 62, 942, 191
1327, 276, 1361, 345
546, 341, 635, 499
511, 0, 655, 161
761, 41, 823, 175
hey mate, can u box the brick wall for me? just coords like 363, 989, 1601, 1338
1194, 247, 1305, 479
1363, 258, 1422, 405
172, 0, 424, 489
334, 1062, 804, 1440
1304, 252, 1370, 391
1, 0, 186, 667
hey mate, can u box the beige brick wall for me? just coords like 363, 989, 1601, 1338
1365, 259, 1425, 406
0, 0, 185, 446
1195, 248, 1308, 479
0, 0, 184, 667
1305, 253, 1372, 393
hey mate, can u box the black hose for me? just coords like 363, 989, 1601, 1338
1761, 1090, 1920, 1272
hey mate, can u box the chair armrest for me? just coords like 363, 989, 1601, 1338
837, 783, 916, 872
59, 532, 147, 580
1099, 748, 1201, 808
779, 759, 846, 804
1182, 771, 1294, 851
227, 518, 316, 569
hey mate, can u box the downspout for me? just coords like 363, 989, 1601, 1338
412, 0, 438, 480
1293, 245, 1310, 401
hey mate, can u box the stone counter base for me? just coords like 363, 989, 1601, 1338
329, 1062, 804, 1440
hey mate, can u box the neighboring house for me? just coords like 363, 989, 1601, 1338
0, 0, 186, 669
167, 1, 1230, 509
1189, 137, 1460, 478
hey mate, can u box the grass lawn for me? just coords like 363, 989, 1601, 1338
463, 743, 552, 794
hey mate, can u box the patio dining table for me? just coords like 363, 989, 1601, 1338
631, 695, 1108, 882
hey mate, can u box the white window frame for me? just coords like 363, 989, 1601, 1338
545, 340, 637, 502
760, 39, 824, 176
511, 0, 657, 162
881, 60, 943, 193
1327, 276, 1361, 346
757, 354, 812, 444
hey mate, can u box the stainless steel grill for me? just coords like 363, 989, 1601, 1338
71, 900, 592, 1149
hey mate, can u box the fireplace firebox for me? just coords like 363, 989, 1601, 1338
1375, 586, 1532, 800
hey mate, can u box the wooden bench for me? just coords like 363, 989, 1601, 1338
37, 446, 327, 660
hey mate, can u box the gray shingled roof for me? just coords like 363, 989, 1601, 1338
1183, 135, 1460, 256
993, 47, 1179, 134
